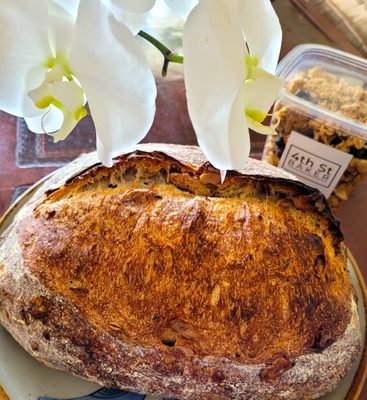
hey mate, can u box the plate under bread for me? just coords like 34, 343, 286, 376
0, 168, 366, 400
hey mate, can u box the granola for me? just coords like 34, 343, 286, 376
264, 67, 367, 208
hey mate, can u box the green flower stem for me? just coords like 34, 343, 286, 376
138, 30, 184, 77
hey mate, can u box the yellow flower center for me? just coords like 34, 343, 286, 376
245, 108, 268, 124
245, 55, 259, 81
28, 53, 87, 141
44, 53, 73, 80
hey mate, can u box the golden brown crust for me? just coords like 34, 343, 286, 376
19, 150, 351, 363
0, 386, 9, 400
0, 144, 361, 399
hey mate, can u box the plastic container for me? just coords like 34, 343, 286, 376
263, 44, 367, 208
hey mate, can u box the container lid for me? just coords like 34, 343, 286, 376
276, 44, 367, 140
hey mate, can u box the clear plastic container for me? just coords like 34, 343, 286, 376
263, 44, 367, 208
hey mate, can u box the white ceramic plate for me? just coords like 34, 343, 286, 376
0, 174, 365, 400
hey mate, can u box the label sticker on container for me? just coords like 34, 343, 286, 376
279, 131, 353, 198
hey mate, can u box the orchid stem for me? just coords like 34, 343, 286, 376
138, 30, 184, 77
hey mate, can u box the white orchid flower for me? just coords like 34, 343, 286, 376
0, 0, 156, 167
49, 0, 156, 34
183, 0, 283, 170
49, 0, 198, 35
103, 0, 199, 29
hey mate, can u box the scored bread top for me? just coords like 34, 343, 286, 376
16, 145, 353, 370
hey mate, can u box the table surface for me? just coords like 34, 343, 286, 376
0, 0, 366, 398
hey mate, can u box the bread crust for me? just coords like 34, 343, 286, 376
0, 144, 362, 399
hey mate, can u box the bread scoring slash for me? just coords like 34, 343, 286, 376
0, 144, 361, 399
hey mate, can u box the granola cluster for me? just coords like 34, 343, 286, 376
264, 67, 367, 208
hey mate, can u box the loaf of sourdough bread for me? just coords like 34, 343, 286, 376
0, 144, 361, 400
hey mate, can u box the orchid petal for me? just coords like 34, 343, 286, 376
165, 0, 198, 20
50, 80, 87, 142
105, 6, 149, 35
246, 118, 276, 135
52, 80, 86, 111
24, 106, 64, 134
109, 0, 155, 14
69, 0, 157, 166
244, 73, 282, 135
183, 0, 249, 169
28, 81, 53, 109
48, 14, 75, 56
51, 111, 80, 142
244, 73, 283, 115
238, 0, 282, 73
47, 0, 80, 20
220, 170, 227, 183
99, 0, 154, 34
48, 0, 154, 33
0, 0, 51, 117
